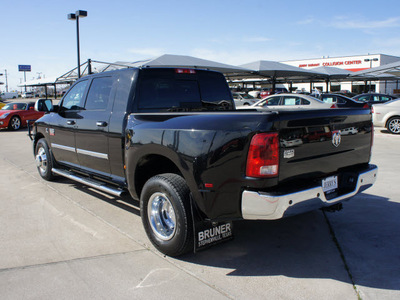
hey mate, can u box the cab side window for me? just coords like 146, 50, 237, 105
85, 77, 113, 110
61, 80, 88, 110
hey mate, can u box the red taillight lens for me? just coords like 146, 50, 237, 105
363, 103, 370, 109
246, 133, 279, 178
330, 104, 337, 108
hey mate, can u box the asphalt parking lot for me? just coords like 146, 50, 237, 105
0, 118, 399, 299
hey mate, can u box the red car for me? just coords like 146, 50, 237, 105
260, 87, 289, 99
0, 102, 45, 131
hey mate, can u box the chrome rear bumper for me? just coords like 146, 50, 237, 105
242, 165, 378, 220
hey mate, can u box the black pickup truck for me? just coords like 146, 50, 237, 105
30, 67, 378, 256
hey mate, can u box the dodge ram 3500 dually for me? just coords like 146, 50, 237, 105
30, 67, 378, 256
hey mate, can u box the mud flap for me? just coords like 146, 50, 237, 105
190, 195, 233, 253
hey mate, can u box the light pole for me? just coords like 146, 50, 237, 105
68, 10, 87, 79
364, 58, 379, 92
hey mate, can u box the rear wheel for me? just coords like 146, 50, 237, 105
35, 138, 55, 181
387, 117, 400, 134
8, 116, 21, 131
140, 173, 193, 256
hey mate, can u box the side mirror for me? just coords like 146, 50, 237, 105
35, 99, 53, 113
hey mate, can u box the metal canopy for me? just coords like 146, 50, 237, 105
310, 66, 352, 79
307, 66, 352, 92
238, 60, 325, 93
18, 76, 73, 87
351, 60, 400, 77
239, 60, 323, 79
118, 54, 253, 75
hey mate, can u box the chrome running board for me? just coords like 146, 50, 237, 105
52, 168, 125, 197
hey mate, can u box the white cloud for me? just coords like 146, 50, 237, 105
297, 18, 314, 25
331, 16, 400, 29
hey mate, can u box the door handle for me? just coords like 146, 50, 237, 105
66, 120, 76, 125
96, 121, 108, 127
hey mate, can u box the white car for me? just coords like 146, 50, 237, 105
22, 92, 34, 98
248, 90, 260, 98
232, 92, 258, 107
372, 99, 400, 134
250, 93, 335, 110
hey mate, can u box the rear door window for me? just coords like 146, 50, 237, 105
357, 95, 370, 102
84, 77, 113, 110
282, 96, 301, 106
322, 96, 335, 103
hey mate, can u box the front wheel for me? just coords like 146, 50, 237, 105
140, 173, 193, 256
35, 138, 55, 181
8, 116, 21, 131
387, 117, 400, 134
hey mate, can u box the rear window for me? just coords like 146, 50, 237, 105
136, 69, 233, 111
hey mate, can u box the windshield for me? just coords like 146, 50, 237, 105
1, 103, 27, 110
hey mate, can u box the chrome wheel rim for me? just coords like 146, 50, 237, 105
148, 192, 176, 241
11, 117, 20, 130
36, 147, 48, 175
389, 119, 400, 134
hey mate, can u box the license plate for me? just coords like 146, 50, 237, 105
322, 176, 338, 193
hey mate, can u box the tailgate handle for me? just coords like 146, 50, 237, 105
96, 121, 108, 127
66, 120, 75, 125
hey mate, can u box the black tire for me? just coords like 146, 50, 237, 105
35, 138, 55, 181
140, 173, 193, 256
387, 117, 400, 134
8, 115, 21, 131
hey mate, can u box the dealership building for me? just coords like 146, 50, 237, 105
281, 54, 400, 94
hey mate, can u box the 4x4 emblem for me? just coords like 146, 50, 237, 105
332, 131, 341, 147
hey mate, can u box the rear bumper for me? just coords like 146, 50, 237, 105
241, 164, 378, 220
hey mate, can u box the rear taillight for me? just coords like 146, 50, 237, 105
330, 104, 337, 108
246, 132, 279, 178
363, 103, 370, 109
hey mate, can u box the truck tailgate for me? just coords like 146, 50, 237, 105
277, 108, 373, 186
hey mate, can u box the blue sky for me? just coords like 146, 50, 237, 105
2, 0, 400, 90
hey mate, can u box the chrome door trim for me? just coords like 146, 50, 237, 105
76, 148, 109, 160
51, 143, 76, 153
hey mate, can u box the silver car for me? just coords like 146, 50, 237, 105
372, 99, 400, 134
232, 92, 258, 107
251, 93, 335, 110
